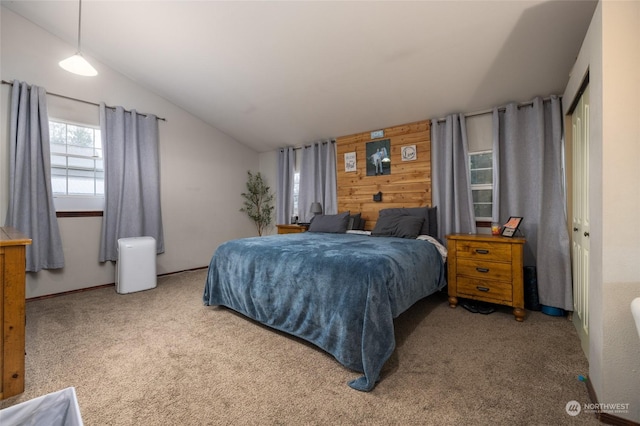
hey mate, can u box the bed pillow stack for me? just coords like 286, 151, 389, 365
347, 213, 365, 231
372, 206, 438, 238
308, 211, 351, 233
371, 214, 424, 239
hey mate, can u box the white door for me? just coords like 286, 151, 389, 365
571, 85, 590, 358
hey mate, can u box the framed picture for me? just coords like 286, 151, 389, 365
366, 139, 391, 176
344, 152, 356, 172
501, 216, 523, 237
401, 145, 416, 161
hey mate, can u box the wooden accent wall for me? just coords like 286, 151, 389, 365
336, 120, 431, 230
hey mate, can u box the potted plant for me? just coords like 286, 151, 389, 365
240, 171, 274, 236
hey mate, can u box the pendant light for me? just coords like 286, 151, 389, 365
59, 0, 98, 76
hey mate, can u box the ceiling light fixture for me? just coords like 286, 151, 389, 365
59, 0, 97, 77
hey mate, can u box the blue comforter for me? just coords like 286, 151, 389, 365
203, 232, 446, 391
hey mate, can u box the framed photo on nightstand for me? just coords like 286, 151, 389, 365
501, 216, 523, 237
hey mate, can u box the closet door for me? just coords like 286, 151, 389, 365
571, 85, 590, 358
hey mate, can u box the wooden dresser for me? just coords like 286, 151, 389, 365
446, 234, 526, 321
276, 224, 309, 234
0, 227, 31, 400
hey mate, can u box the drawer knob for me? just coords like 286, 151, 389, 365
476, 286, 490, 292
476, 267, 490, 273
475, 249, 489, 254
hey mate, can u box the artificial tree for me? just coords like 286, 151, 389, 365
240, 171, 274, 236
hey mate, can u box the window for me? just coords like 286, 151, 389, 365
470, 151, 493, 220
49, 120, 104, 210
292, 171, 300, 217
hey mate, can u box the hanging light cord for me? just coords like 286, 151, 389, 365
77, 0, 83, 53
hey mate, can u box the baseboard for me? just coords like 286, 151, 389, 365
159, 265, 208, 277
585, 376, 640, 426
27, 283, 116, 302
26, 266, 208, 302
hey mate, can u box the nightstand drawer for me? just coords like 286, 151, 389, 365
457, 258, 512, 281
457, 276, 513, 303
455, 241, 511, 262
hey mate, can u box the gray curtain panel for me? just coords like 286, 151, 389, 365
6, 81, 64, 272
493, 96, 572, 311
276, 147, 296, 224
298, 140, 337, 223
98, 104, 164, 262
431, 114, 477, 241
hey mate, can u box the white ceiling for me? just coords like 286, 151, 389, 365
2, 0, 597, 153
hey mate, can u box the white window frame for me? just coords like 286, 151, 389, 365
469, 150, 493, 221
49, 118, 105, 211
292, 171, 300, 218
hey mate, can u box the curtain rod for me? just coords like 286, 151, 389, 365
435, 95, 560, 123
280, 139, 335, 152
1, 79, 166, 121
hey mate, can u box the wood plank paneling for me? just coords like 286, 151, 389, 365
336, 120, 432, 230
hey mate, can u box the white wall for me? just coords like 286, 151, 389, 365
1, 7, 260, 298
563, 1, 640, 422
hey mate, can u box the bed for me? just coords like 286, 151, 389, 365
203, 208, 446, 391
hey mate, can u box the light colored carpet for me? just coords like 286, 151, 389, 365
1, 269, 600, 425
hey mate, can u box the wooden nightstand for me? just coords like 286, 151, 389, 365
1, 227, 32, 400
446, 234, 526, 321
277, 224, 309, 234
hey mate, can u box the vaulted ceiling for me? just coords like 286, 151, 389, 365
2, 1, 597, 152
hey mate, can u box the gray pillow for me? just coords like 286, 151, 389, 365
427, 206, 438, 238
308, 212, 350, 233
378, 206, 438, 237
347, 213, 363, 231
371, 214, 424, 239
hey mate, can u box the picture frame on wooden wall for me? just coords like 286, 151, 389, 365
344, 152, 357, 172
366, 139, 391, 176
401, 145, 417, 161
